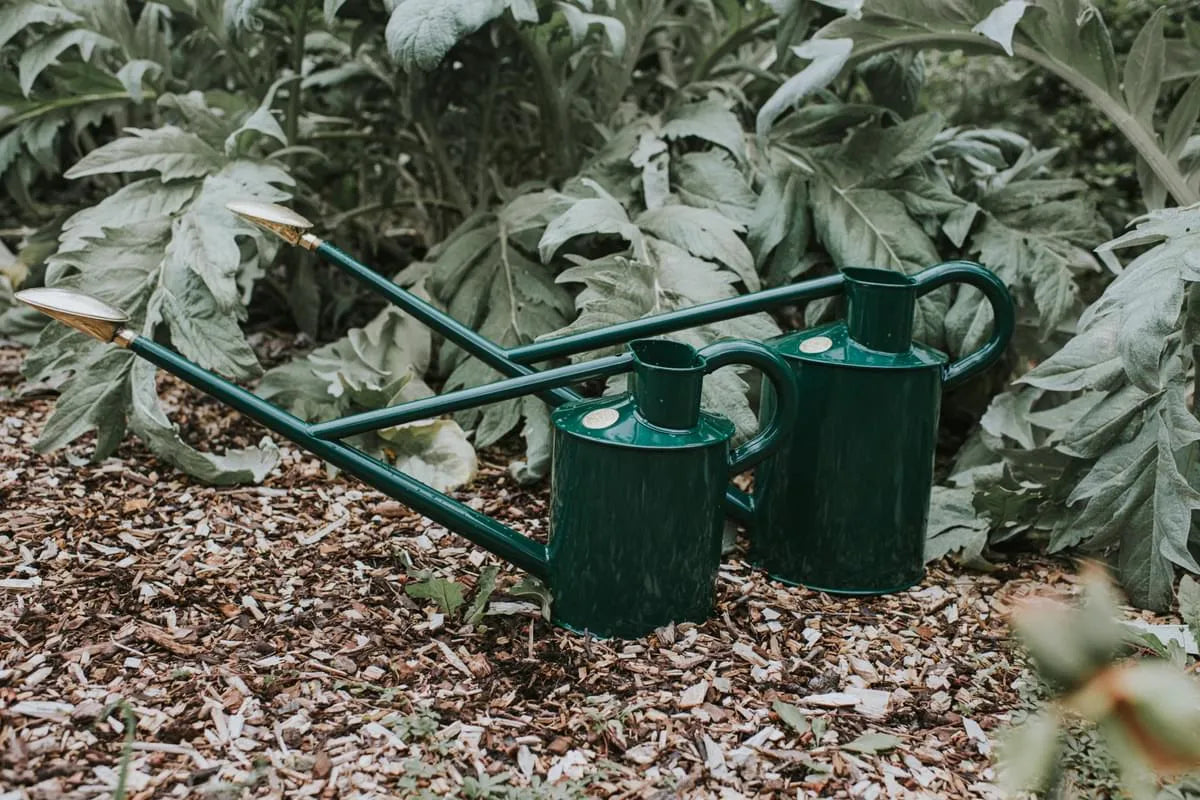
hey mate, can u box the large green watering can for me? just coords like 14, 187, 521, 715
752, 265, 1014, 593
15, 287, 797, 638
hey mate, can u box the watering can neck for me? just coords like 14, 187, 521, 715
629, 340, 706, 430
843, 268, 916, 353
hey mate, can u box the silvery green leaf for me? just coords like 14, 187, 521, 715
997, 711, 1060, 794
64, 126, 223, 181
555, 3, 625, 54
158, 92, 235, 147
1179, 576, 1200, 647
630, 132, 669, 211
405, 575, 465, 614
433, 221, 571, 448
942, 202, 979, 248
509, 396, 552, 485
1165, 78, 1200, 161
636, 205, 758, 291
1122, 8, 1165, 127
1057, 384, 1159, 461
748, 172, 804, 270
128, 358, 280, 485
57, 178, 196, 254
166, 205, 244, 313
507, 0, 539, 23
1020, 312, 1124, 393
385, 0, 509, 71
223, 0, 266, 32
971, 1, 1028, 57
538, 195, 639, 262
0, 2, 82, 50
662, 100, 745, 160
0, 130, 21, 176
114, 59, 161, 103
857, 49, 923, 117
160, 270, 261, 379
756, 38, 852, 138
385, 419, 478, 492
33, 347, 132, 458
674, 152, 756, 226
465, 565, 501, 625
980, 389, 1037, 449
324, 0, 349, 24
224, 104, 288, 155
809, 177, 944, 343
18, 28, 116, 96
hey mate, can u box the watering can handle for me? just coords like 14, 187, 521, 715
698, 340, 799, 475
913, 261, 1015, 390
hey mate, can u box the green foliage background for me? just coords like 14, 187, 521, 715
3, 0, 1200, 608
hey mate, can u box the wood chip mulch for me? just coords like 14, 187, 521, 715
0, 343, 1112, 799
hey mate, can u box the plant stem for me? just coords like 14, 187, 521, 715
417, 104, 472, 215
0, 92, 149, 132
690, 15, 774, 85
514, 24, 575, 181
285, 0, 311, 151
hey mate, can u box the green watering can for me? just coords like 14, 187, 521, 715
226, 202, 1014, 594
15, 287, 797, 638
752, 265, 1014, 593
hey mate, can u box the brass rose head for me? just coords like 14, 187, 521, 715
15, 288, 131, 343
225, 200, 319, 249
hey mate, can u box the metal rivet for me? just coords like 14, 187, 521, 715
799, 335, 833, 354
582, 408, 620, 429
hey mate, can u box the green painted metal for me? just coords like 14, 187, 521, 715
127, 333, 795, 637
311, 353, 634, 440
505, 275, 846, 364
547, 338, 797, 636
316, 241, 581, 407
750, 263, 1015, 594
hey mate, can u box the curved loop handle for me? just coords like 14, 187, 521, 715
913, 260, 1015, 389
698, 340, 798, 476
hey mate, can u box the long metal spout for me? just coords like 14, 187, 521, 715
18, 290, 550, 580
15, 288, 131, 344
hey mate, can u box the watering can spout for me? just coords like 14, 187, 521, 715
226, 200, 321, 250
14, 288, 134, 345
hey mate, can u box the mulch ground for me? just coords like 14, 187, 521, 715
0, 342, 1145, 799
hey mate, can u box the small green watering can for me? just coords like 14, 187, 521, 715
751, 263, 1015, 594
16, 288, 797, 638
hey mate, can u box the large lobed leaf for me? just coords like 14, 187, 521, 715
24, 96, 295, 484
978, 208, 1200, 610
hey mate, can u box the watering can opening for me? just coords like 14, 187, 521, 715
629, 339, 705, 430
842, 267, 918, 354
630, 339, 704, 371
841, 267, 914, 288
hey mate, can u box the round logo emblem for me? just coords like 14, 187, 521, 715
581, 408, 620, 429
799, 335, 833, 354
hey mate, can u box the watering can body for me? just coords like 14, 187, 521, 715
548, 396, 733, 636
749, 264, 1014, 594
546, 338, 795, 636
